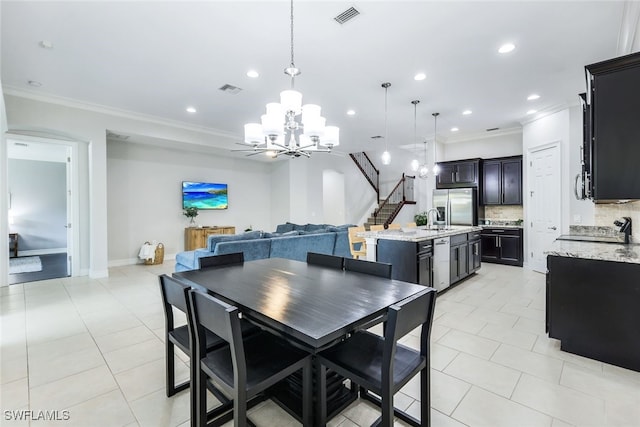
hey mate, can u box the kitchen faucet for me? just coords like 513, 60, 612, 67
425, 208, 440, 229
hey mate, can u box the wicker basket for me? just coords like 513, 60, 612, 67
144, 242, 164, 265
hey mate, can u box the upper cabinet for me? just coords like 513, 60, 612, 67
481, 156, 522, 205
436, 159, 480, 189
583, 52, 640, 202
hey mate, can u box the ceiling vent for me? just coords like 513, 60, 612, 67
106, 131, 130, 140
334, 7, 360, 25
219, 84, 242, 94
14, 142, 29, 147
370, 135, 383, 139
486, 127, 500, 132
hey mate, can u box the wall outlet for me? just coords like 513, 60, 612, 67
573, 214, 582, 224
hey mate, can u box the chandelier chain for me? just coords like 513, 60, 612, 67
290, 0, 295, 68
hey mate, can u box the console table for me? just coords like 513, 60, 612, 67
9, 233, 18, 258
185, 226, 235, 250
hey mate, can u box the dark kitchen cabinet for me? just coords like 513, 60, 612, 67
583, 52, 640, 202
547, 255, 640, 372
468, 231, 482, 274
481, 156, 522, 205
376, 239, 432, 286
436, 159, 480, 189
449, 233, 469, 284
481, 227, 523, 266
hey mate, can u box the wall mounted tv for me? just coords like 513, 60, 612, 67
182, 181, 228, 210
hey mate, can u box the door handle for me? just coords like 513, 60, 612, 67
574, 173, 582, 200
548, 226, 557, 230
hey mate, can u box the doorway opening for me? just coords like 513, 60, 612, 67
7, 136, 79, 284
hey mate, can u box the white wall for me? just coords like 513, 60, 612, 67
323, 170, 345, 225
441, 132, 523, 161
106, 140, 272, 265
1, 81, 8, 285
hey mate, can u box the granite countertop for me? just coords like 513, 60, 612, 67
545, 240, 640, 264
358, 226, 482, 242
481, 224, 524, 229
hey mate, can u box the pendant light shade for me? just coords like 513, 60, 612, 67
410, 100, 420, 171
432, 112, 440, 176
381, 82, 391, 165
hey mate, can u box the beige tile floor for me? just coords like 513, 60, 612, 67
2, 261, 640, 427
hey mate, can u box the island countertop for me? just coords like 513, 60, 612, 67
545, 239, 640, 264
358, 225, 482, 242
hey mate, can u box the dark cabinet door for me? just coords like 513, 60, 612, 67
417, 256, 432, 287
459, 243, 469, 279
469, 240, 481, 273
498, 235, 521, 264
502, 160, 522, 205
481, 235, 499, 261
450, 243, 469, 283
455, 162, 477, 185
482, 161, 502, 205
437, 164, 456, 186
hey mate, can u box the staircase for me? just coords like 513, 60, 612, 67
350, 152, 416, 229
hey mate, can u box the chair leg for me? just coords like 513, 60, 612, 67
166, 340, 176, 397
301, 359, 313, 427
420, 368, 430, 427
234, 388, 248, 427
316, 359, 327, 427
380, 384, 394, 427
196, 368, 208, 427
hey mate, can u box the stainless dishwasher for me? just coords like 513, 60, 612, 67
433, 237, 451, 292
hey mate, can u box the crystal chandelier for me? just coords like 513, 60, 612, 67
239, 0, 339, 158
410, 100, 420, 171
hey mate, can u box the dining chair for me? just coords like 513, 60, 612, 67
307, 252, 344, 269
315, 288, 437, 427
344, 257, 392, 279
405, 222, 417, 228
387, 223, 401, 230
369, 224, 385, 231
198, 252, 244, 269
188, 289, 313, 427
347, 226, 367, 260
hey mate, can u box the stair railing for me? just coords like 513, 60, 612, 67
349, 152, 380, 202
373, 174, 416, 226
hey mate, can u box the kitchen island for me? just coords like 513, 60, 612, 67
545, 239, 640, 372
358, 226, 482, 291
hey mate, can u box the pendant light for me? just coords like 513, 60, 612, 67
381, 82, 391, 165
410, 100, 420, 171
432, 112, 441, 176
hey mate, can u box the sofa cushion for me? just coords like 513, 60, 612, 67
213, 238, 271, 261
175, 248, 211, 271
304, 223, 329, 232
327, 224, 357, 232
263, 230, 300, 238
270, 232, 336, 262
332, 230, 354, 258
207, 230, 263, 251
298, 228, 329, 235
275, 223, 295, 234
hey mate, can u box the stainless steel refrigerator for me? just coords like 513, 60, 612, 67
432, 188, 478, 226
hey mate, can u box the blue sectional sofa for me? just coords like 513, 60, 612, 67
174, 223, 355, 272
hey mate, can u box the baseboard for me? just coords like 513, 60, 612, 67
18, 248, 67, 256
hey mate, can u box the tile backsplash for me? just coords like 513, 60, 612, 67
594, 200, 640, 240
484, 205, 524, 221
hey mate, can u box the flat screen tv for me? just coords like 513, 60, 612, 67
182, 181, 228, 210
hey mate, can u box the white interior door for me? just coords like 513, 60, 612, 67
65, 147, 72, 276
528, 143, 561, 273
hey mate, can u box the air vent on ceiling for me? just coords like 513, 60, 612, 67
219, 84, 242, 94
486, 127, 500, 132
106, 131, 130, 140
370, 135, 383, 139
14, 142, 29, 147
334, 7, 360, 25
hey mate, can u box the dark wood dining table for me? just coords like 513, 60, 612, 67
173, 257, 430, 423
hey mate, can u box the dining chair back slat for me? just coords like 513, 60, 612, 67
344, 257, 392, 279
307, 252, 344, 269
198, 252, 244, 269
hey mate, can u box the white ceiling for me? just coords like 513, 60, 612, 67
0, 1, 629, 159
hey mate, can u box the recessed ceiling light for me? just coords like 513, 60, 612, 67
451, 127, 459, 132
28, 80, 42, 87
346, 109, 356, 116
246, 70, 259, 78
526, 109, 537, 115
498, 43, 515, 54
39, 40, 53, 49
462, 110, 472, 115
527, 94, 540, 101
414, 73, 426, 81
186, 106, 197, 113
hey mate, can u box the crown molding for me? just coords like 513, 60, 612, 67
2, 85, 241, 141
517, 99, 580, 127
